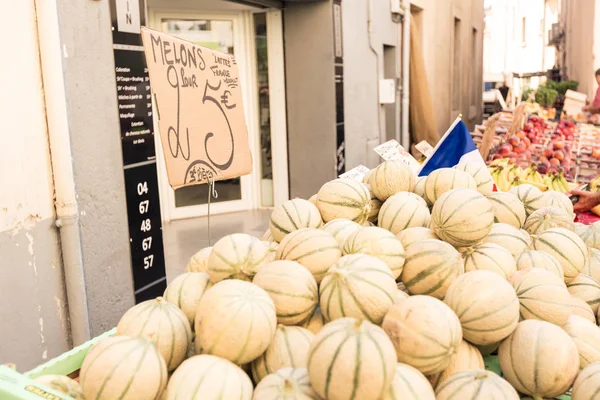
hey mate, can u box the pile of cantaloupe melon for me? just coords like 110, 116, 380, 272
38, 160, 600, 400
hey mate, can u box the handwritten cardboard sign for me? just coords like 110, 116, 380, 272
415, 140, 434, 158
373, 140, 421, 173
339, 165, 370, 181
141, 27, 252, 188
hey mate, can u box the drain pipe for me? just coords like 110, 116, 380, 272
34, 0, 91, 345
401, 0, 411, 149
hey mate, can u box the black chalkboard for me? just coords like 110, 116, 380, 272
109, 0, 167, 303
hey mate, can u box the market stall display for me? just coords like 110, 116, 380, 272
5, 157, 600, 400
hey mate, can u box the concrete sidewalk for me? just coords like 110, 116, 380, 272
162, 209, 271, 280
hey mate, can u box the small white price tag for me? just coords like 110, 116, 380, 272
339, 165, 371, 181
415, 140, 434, 157
373, 140, 421, 173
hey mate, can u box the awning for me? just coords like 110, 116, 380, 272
226, 0, 326, 8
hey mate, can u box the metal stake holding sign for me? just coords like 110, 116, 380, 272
140, 28, 253, 245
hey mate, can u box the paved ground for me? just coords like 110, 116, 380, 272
162, 209, 271, 280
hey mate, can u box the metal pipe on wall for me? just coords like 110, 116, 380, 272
34, 0, 91, 345
401, 0, 411, 148
367, 0, 384, 142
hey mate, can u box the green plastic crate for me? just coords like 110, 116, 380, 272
0, 332, 572, 399
0, 328, 115, 400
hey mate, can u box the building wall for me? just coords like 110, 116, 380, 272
411, 0, 484, 132
561, 0, 598, 99
342, 0, 402, 170
0, 0, 70, 370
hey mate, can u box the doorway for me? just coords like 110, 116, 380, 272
149, 8, 289, 221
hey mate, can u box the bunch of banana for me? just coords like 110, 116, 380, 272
521, 164, 545, 185
489, 164, 524, 192
512, 176, 548, 191
590, 175, 600, 192
543, 172, 570, 193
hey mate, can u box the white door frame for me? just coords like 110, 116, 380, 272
148, 8, 289, 222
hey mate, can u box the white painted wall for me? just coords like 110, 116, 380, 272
0, 0, 70, 370
0, 1, 55, 234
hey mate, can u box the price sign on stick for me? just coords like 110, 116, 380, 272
141, 28, 253, 188
374, 139, 421, 173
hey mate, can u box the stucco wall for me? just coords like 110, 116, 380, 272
411, 0, 484, 132
55, 0, 135, 336
0, 0, 70, 370
342, 0, 402, 170
562, 0, 597, 99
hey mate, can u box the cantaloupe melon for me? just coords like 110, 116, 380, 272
427, 340, 485, 390
253, 260, 318, 325
316, 178, 371, 224
445, 271, 519, 345
116, 297, 191, 371
364, 183, 383, 223
262, 229, 276, 242
397, 281, 409, 293
269, 198, 323, 242
319, 254, 396, 324
308, 194, 318, 206
382, 295, 463, 375
509, 184, 544, 216
413, 176, 426, 198
207, 234, 270, 283
185, 246, 212, 273
571, 296, 597, 323
380, 363, 436, 400
498, 319, 580, 398
322, 218, 362, 248
276, 228, 341, 283
430, 188, 494, 248
486, 192, 527, 229
455, 161, 495, 196
576, 223, 600, 250
80, 336, 167, 400
396, 227, 438, 249
34, 375, 84, 399
563, 314, 600, 369
367, 160, 416, 201
475, 342, 500, 356
483, 223, 530, 258
542, 190, 574, 215
163, 354, 252, 400
435, 370, 519, 400
583, 248, 600, 283
251, 325, 315, 383
300, 305, 325, 335
510, 268, 572, 326
572, 362, 600, 400
461, 242, 517, 279
253, 368, 320, 400
163, 272, 211, 327
394, 288, 410, 303
532, 227, 588, 283
523, 206, 574, 234
378, 192, 431, 234
307, 318, 397, 400
264, 240, 278, 262
423, 168, 477, 206
516, 250, 564, 281
568, 274, 600, 314
342, 227, 405, 279
401, 239, 464, 299
194, 280, 277, 364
